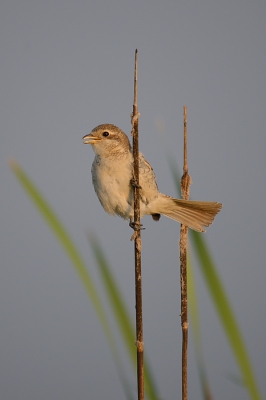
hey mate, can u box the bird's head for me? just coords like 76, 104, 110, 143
83, 124, 131, 157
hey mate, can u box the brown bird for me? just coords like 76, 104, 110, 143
83, 124, 222, 232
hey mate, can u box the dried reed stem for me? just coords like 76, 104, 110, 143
131, 49, 144, 400
180, 106, 191, 400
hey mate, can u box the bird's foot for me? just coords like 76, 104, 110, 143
130, 178, 142, 189
129, 220, 144, 230
129, 220, 145, 241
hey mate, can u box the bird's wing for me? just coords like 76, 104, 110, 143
138, 154, 159, 204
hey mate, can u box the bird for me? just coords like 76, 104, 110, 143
82, 124, 222, 232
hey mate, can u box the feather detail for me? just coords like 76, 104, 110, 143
159, 196, 222, 232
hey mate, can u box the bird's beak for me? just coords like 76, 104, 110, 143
82, 133, 101, 144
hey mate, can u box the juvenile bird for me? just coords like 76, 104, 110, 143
82, 124, 222, 232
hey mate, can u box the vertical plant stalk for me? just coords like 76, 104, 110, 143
131, 49, 144, 400
180, 106, 191, 400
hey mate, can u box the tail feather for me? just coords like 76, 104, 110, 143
160, 197, 222, 232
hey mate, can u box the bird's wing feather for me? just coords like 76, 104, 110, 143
138, 154, 159, 205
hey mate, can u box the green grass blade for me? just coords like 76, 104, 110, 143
169, 157, 261, 399
190, 231, 261, 400
10, 160, 107, 331
9, 160, 135, 399
89, 234, 159, 400
187, 254, 214, 400
89, 234, 136, 353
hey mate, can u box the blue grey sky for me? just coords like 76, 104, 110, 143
1, 1, 266, 399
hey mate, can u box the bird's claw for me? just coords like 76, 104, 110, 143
130, 178, 142, 189
129, 220, 145, 231
129, 219, 145, 241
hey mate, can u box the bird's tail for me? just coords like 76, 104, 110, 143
160, 195, 222, 232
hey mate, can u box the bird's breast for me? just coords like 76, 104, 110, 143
91, 155, 134, 219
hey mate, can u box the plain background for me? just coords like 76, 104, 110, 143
1, 1, 265, 399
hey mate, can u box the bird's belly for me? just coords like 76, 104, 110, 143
93, 167, 133, 219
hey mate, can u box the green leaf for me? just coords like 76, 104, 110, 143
187, 254, 213, 400
10, 161, 106, 329
9, 160, 134, 399
190, 231, 261, 400
89, 234, 159, 400
169, 156, 261, 399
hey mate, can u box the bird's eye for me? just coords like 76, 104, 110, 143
102, 131, 109, 137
